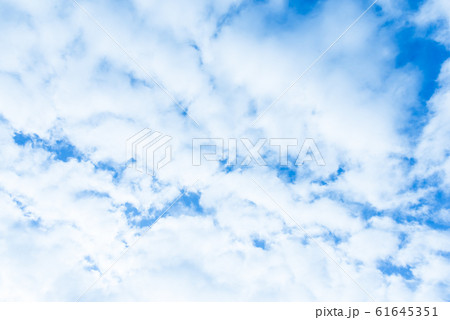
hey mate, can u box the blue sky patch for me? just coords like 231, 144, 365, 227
276, 165, 297, 184
252, 237, 268, 250
395, 26, 450, 138
13, 132, 84, 162
287, 0, 322, 15
123, 202, 159, 228
377, 259, 414, 280
166, 191, 207, 218
84, 256, 100, 273
313, 166, 345, 186
179, 191, 204, 214
76, 190, 110, 199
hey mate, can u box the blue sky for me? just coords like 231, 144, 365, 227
0, 0, 449, 301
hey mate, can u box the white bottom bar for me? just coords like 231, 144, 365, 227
0, 302, 449, 320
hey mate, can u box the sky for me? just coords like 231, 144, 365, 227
0, 0, 449, 301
